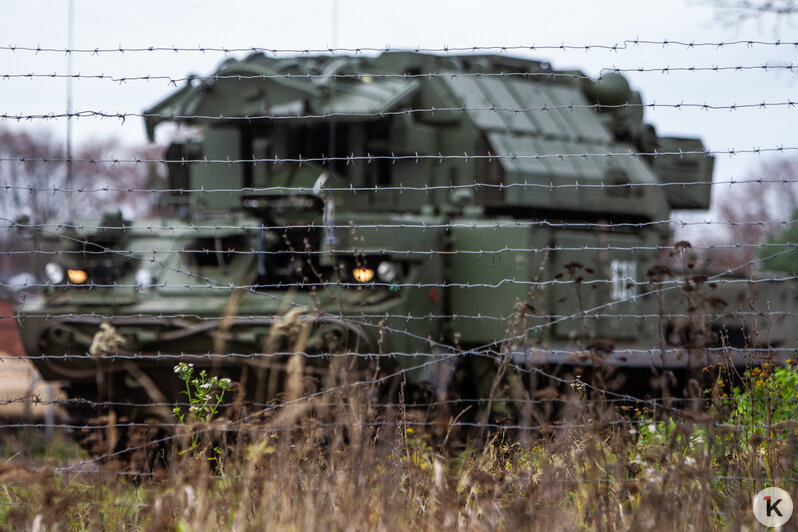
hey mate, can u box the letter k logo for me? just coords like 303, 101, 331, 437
765, 496, 783, 517
754, 488, 792, 526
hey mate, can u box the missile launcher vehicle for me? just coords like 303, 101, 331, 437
16, 52, 797, 424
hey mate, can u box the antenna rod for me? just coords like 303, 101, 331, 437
328, 0, 339, 173
332, 0, 339, 47
65, 0, 74, 221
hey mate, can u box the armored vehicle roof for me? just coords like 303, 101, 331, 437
146, 52, 605, 140
146, 52, 713, 219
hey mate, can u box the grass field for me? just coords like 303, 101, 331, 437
1, 359, 796, 531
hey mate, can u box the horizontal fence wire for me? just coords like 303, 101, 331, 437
2, 278, 797, 290
2, 346, 795, 359
1, 147, 796, 165
3, 312, 797, 322
0, 40, 796, 55
4, 178, 798, 195
4, 220, 796, 230
1, 64, 796, 84
3, 101, 798, 123
1, 243, 795, 255
5, 417, 798, 433
2, 393, 789, 409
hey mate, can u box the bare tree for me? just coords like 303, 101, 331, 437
0, 126, 164, 277
695, 155, 798, 272
0, 127, 163, 225
703, 0, 797, 31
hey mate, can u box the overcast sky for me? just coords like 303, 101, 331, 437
1, 1, 796, 193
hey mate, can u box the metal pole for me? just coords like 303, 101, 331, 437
328, 0, 339, 172
332, 0, 339, 47
65, 0, 74, 221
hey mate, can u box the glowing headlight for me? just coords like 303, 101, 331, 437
135, 269, 154, 291
352, 267, 374, 283
44, 263, 64, 284
67, 269, 88, 284
377, 261, 399, 283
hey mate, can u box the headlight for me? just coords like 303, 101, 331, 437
135, 268, 155, 291
44, 263, 64, 284
67, 269, 88, 284
376, 261, 399, 283
352, 267, 374, 283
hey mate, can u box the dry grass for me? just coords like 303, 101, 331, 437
2, 259, 794, 531
1, 363, 796, 532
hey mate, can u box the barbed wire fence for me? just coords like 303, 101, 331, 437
1, 41, 797, 524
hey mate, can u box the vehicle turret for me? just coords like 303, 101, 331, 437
145, 52, 713, 222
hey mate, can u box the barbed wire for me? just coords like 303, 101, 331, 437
4, 311, 798, 323
4, 392, 791, 410
1, 40, 796, 55
4, 100, 797, 124
5, 177, 798, 197
3, 416, 798, 433
2, 242, 795, 258
1, 146, 794, 166
1, 346, 794, 362
3, 219, 795, 232
0, 63, 794, 86
4, 275, 796, 291
4, 473, 798, 493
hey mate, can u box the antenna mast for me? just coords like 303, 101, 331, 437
65, 0, 74, 221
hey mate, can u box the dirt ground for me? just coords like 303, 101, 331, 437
0, 356, 64, 419
0, 299, 63, 419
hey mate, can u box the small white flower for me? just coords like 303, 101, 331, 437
629, 427, 637, 435
644, 467, 662, 483
219, 378, 231, 386
648, 423, 657, 433
200, 383, 211, 390
189, 405, 198, 412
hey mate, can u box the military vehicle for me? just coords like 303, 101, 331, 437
16, 52, 797, 425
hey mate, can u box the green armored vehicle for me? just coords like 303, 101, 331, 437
17, 52, 797, 422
